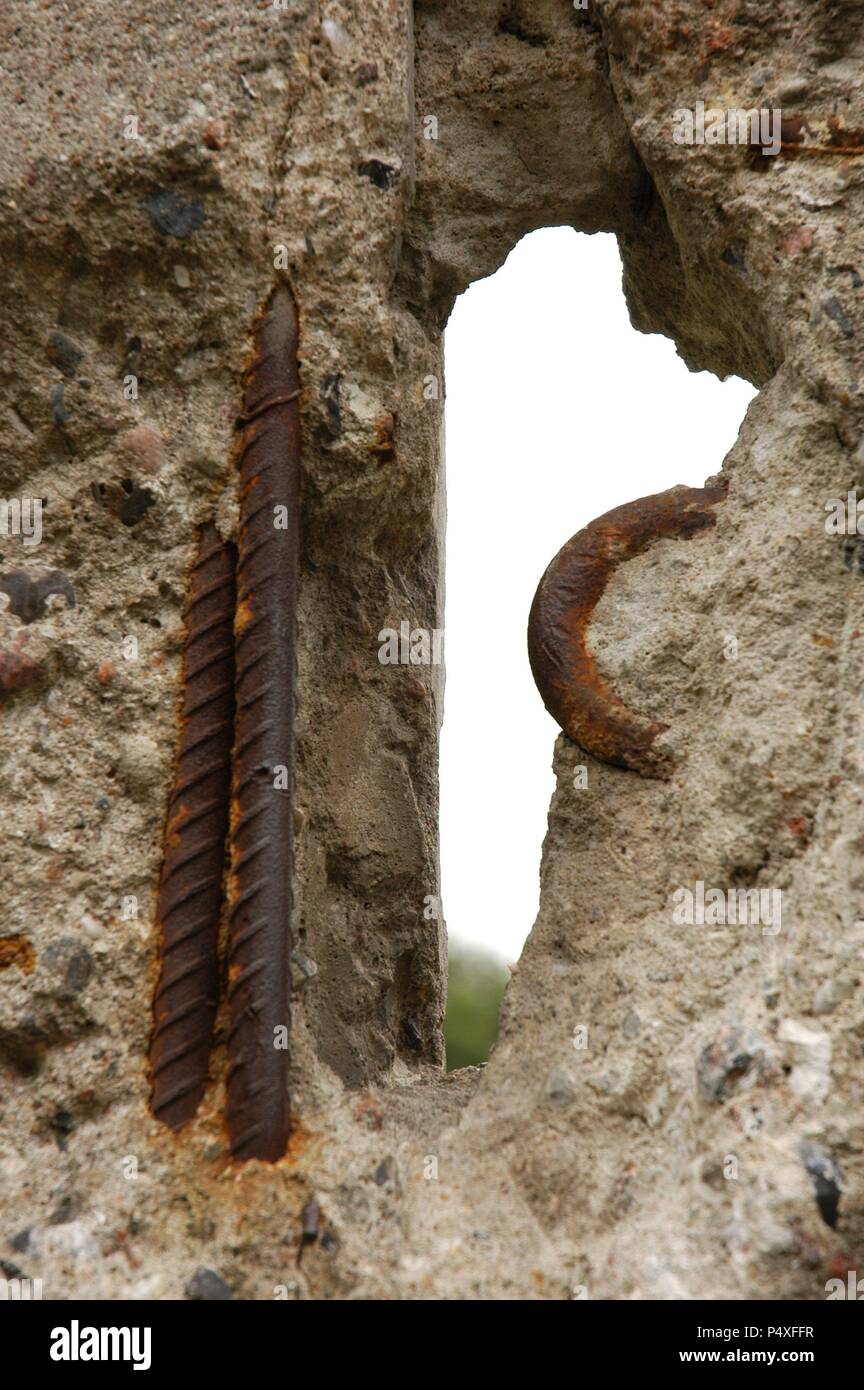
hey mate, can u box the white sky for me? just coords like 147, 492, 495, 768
440, 225, 757, 964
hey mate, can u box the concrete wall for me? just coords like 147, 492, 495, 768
0, 0, 862, 1298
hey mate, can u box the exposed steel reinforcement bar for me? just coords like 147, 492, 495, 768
226, 284, 301, 1162
528, 484, 726, 778
150, 523, 236, 1130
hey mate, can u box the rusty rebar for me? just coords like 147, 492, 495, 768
750, 114, 864, 161
150, 522, 236, 1130
527, 483, 726, 778
226, 283, 301, 1162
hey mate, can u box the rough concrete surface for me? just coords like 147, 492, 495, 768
0, 0, 862, 1299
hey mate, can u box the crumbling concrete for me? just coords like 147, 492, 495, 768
0, 0, 862, 1299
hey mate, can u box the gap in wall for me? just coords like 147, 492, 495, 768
441, 226, 757, 1067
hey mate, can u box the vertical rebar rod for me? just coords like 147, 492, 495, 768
150, 523, 236, 1130
226, 284, 301, 1161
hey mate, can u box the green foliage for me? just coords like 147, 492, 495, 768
445, 940, 510, 1071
